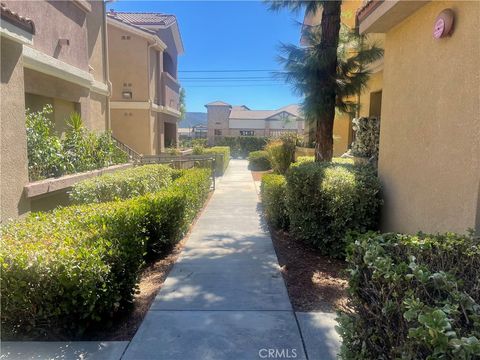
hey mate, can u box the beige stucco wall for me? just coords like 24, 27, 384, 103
87, 92, 107, 132
111, 109, 154, 155
4, 1, 89, 71
207, 105, 231, 144
1, 39, 31, 222
86, 0, 107, 83
378, 0, 480, 233
108, 25, 149, 102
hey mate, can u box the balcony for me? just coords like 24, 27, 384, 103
161, 71, 180, 115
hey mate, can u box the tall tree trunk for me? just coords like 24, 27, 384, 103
315, 0, 342, 162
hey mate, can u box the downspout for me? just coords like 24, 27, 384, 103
103, 1, 112, 131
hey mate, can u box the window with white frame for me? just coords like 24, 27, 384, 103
240, 130, 254, 136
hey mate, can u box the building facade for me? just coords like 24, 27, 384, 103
357, 0, 480, 234
1, 1, 109, 221
206, 102, 305, 145
107, 11, 183, 155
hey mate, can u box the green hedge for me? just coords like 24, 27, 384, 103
215, 136, 267, 158
285, 161, 382, 257
338, 232, 480, 359
202, 146, 230, 176
0, 168, 211, 338
70, 164, 175, 204
248, 150, 271, 171
260, 174, 288, 230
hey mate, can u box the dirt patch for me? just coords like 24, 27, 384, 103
83, 191, 213, 341
269, 226, 349, 312
251, 170, 272, 182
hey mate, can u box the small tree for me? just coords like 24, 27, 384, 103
267, 1, 383, 162
179, 88, 186, 120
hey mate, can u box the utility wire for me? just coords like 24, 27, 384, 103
178, 69, 282, 73
185, 84, 290, 88
180, 76, 280, 80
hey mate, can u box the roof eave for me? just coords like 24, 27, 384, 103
107, 17, 167, 50
357, 0, 429, 34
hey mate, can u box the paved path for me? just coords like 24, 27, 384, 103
1, 160, 340, 360
122, 160, 340, 360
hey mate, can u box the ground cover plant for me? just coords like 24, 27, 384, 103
337, 231, 480, 359
0, 168, 211, 339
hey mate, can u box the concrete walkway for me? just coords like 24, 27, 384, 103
122, 160, 340, 360
1, 160, 340, 360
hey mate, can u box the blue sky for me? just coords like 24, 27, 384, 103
107, 1, 304, 112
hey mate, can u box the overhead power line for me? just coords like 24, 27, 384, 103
178, 69, 281, 73
185, 84, 290, 88
180, 77, 279, 80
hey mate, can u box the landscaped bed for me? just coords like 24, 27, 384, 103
269, 226, 348, 312
1, 164, 213, 340
80, 190, 213, 341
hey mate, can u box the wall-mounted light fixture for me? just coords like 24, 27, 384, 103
433, 9, 455, 39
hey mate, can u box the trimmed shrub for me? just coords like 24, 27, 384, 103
260, 174, 288, 230
216, 136, 268, 158
338, 232, 480, 359
285, 161, 382, 257
202, 146, 230, 175
265, 134, 298, 175
248, 150, 271, 171
70, 164, 175, 204
296, 156, 354, 165
0, 168, 211, 338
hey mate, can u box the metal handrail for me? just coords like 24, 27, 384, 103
140, 154, 217, 190
111, 135, 142, 163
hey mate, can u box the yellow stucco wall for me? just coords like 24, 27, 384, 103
333, 114, 352, 156
378, 0, 480, 233
359, 71, 384, 118
1, 39, 31, 222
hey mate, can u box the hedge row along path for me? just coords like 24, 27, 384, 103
122, 160, 339, 360
2, 160, 340, 359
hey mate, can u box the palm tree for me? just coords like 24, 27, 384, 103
266, 0, 341, 162
267, 1, 382, 162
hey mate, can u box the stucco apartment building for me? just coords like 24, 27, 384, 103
1, 1, 109, 221
206, 102, 305, 145
354, 0, 479, 234
107, 11, 183, 155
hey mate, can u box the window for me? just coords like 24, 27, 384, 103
240, 130, 254, 136
214, 129, 222, 136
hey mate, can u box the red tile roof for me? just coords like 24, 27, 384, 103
107, 11, 157, 35
0, 2, 35, 34
108, 11, 177, 28
356, 0, 384, 23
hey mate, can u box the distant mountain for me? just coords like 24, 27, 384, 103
179, 112, 207, 128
